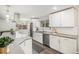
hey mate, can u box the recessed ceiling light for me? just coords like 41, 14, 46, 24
53, 6, 57, 10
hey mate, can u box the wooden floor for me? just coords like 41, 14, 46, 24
32, 40, 62, 54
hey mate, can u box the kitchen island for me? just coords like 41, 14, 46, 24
1, 30, 32, 54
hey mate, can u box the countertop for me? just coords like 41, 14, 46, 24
6, 31, 32, 54
33, 31, 78, 39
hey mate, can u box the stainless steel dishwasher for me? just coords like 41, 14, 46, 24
43, 34, 50, 47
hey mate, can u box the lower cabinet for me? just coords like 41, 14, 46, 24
20, 39, 32, 54
50, 35, 60, 51
60, 37, 77, 54
49, 35, 77, 54
33, 32, 43, 44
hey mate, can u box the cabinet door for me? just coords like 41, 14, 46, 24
49, 15, 53, 27
33, 32, 43, 44
49, 12, 61, 27
33, 32, 38, 41
60, 37, 77, 54
36, 33, 43, 44
61, 8, 74, 27
50, 35, 60, 51
33, 32, 36, 40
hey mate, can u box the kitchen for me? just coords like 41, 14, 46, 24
32, 6, 78, 54
0, 5, 79, 54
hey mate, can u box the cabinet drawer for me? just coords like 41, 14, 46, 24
33, 32, 43, 44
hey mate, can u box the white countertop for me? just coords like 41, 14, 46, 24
34, 31, 78, 39
7, 31, 32, 54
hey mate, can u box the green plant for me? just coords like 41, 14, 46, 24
0, 36, 14, 47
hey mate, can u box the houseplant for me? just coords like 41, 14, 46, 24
0, 36, 14, 54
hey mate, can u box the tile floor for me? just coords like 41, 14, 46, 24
32, 40, 62, 54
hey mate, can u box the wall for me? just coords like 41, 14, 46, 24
52, 27, 77, 35
77, 6, 79, 53
0, 19, 16, 31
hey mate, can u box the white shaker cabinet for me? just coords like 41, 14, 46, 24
33, 32, 43, 44
49, 12, 61, 27
49, 14, 52, 27
50, 35, 60, 51
61, 8, 75, 27
49, 8, 75, 27
60, 37, 77, 54
49, 35, 77, 54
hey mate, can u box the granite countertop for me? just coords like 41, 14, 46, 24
34, 31, 78, 39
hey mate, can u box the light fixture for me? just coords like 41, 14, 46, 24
31, 16, 39, 19
5, 5, 10, 18
6, 14, 10, 18
53, 6, 57, 10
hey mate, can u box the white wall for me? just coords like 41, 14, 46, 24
77, 6, 79, 53
52, 27, 77, 35
0, 19, 16, 31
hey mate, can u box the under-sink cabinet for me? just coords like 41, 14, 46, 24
49, 35, 77, 54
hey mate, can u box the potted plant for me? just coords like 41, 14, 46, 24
0, 36, 14, 54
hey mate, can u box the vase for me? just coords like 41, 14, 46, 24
0, 47, 7, 54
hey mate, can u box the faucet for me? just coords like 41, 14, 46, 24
54, 27, 57, 33
51, 27, 58, 33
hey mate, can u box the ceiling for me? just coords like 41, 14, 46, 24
0, 5, 73, 20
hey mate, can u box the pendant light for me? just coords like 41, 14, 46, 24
6, 5, 10, 18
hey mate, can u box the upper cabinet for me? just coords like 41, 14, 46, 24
49, 8, 75, 27
49, 12, 61, 27
61, 8, 74, 27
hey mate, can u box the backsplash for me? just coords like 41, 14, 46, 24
53, 27, 77, 35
